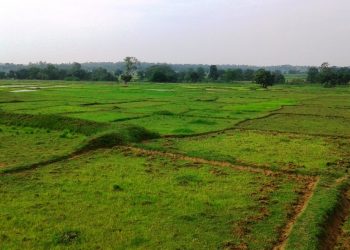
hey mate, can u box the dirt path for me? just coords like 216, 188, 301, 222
273, 178, 320, 250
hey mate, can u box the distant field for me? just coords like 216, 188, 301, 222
284, 73, 307, 82
0, 80, 350, 249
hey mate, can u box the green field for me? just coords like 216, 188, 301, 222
1, 80, 350, 249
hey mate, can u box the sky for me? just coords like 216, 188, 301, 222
0, 0, 349, 66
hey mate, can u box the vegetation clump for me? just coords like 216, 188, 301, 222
53, 230, 80, 245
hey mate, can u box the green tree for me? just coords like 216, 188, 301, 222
0, 72, 6, 79
307, 67, 320, 83
254, 69, 274, 88
196, 67, 206, 82
244, 69, 255, 81
121, 57, 139, 84
91, 68, 115, 81
319, 62, 336, 87
208, 65, 219, 81
68, 62, 87, 80
272, 71, 286, 84
145, 65, 177, 83
223, 69, 237, 82
184, 69, 200, 82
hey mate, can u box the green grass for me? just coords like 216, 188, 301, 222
141, 130, 346, 175
118, 115, 237, 135
239, 113, 350, 137
0, 125, 85, 171
276, 105, 350, 118
286, 177, 349, 250
0, 149, 304, 250
1, 80, 350, 249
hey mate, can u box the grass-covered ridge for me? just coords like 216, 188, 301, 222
0, 111, 109, 136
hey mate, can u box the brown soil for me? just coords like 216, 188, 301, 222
335, 191, 350, 250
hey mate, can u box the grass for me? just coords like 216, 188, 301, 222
141, 130, 346, 175
286, 177, 349, 250
239, 113, 350, 137
1, 80, 350, 249
0, 148, 304, 250
118, 115, 236, 135
0, 111, 109, 136
0, 125, 85, 171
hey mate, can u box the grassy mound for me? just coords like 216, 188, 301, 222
79, 125, 159, 152
0, 111, 109, 135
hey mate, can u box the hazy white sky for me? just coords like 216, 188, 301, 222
0, 0, 349, 66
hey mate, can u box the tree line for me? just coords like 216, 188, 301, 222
0, 59, 285, 86
0, 62, 308, 75
0, 63, 116, 81
307, 63, 350, 87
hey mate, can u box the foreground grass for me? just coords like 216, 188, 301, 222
0, 149, 303, 249
1, 81, 350, 249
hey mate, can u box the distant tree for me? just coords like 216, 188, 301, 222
176, 71, 186, 82
91, 67, 115, 81
208, 65, 219, 81
145, 65, 177, 83
16, 69, 29, 79
0, 72, 6, 79
243, 69, 255, 81
196, 67, 206, 82
319, 62, 336, 87
45, 64, 60, 80
272, 71, 286, 84
223, 69, 237, 82
184, 69, 201, 82
336, 67, 350, 85
189, 71, 200, 82
28, 67, 41, 79
234, 69, 244, 81
137, 70, 146, 81
68, 62, 87, 80
115, 69, 123, 77
254, 69, 274, 88
121, 56, 139, 84
7, 70, 16, 79
307, 67, 320, 83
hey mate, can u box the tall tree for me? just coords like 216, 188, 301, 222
121, 57, 139, 84
196, 67, 206, 82
208, 65, 219, 81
